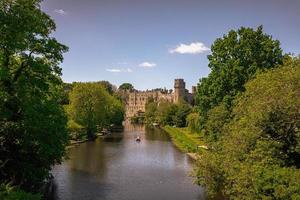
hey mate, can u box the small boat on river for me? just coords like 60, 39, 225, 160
136, 136, 141, 142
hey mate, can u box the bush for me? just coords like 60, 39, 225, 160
187, 113, 201, 133
203, 103, 231, 142
67, 119, 85, 140
0, 184, 41, 200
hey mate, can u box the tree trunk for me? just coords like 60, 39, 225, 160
87, 128, 96, 140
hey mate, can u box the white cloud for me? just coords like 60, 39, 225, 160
106, 68, 132, 73
139, 62, 157, 68
117, 62, 129, 65
106, 68, 121, 73
54, 9, 67, 15
169, 42, 210, 54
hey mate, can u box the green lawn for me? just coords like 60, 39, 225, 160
163, 126, 206, 153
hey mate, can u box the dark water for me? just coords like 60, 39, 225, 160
52, 123, 206, 200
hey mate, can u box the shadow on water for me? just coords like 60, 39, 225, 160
144, 126, 170, 141
102, 132, 124, 143
51, 123, 209, 200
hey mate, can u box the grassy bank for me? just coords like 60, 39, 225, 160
163, 126, 206, 154
0, 185, 42, 200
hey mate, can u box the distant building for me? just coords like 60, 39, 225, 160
125, 79, 196, 118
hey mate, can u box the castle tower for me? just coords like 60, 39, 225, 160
174, 79, 186, 103
192, 86, 197, 94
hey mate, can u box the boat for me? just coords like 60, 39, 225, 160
136, 136, 141, 142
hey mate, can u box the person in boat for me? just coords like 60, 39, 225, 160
136, 136, 141, 142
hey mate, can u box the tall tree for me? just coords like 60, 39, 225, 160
69, 83, 109, 139
196, 26, 284, 126
172, 101, 191, 127
118, 83, 134, 91
96, 81, 115, 94
68, 82, 124, 139
0, 0, 68, 191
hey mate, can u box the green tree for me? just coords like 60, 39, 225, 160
203, 103, 231, 142
68, 82, 124, 139
69, 83, 110, 139
144, 101, 158, 124
196, 58, 300, 199
97, 81, 115, 94
60, 82, 73, 105
196, 26, 284, 127
118, 83, 134, 91
106, 95, 125, 126
187, 112, 201, 133
0, 0, 68, 191
144, 100, 191, 127
156, 101, 177, 126
172, 101, 191, 127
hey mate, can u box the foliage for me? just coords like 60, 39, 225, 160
156, 101, 177, 126
0, 183, 41, 200
115, 83, 134, 103
60, 83, 73, 105
96, 81, 116, 94
203, 103, 231, 142
0, 0, 68, 191
67, 119, 85, 140
163, 126, 204, 153
68, 82, 124, 139
106, 94, 125, 126
130, 115, 145, 124
172, 101, 191, 127
144, 102, 158, 124
61, 81, 117, 105
195, 26, 284, 127
118, 83, 134, 91
144, 100, 191, 127
187, 112, 201, 133
195, 60, 300, 199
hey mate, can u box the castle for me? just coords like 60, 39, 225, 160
125, 79, 196, 118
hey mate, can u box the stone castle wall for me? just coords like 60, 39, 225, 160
125, 79, 195, 118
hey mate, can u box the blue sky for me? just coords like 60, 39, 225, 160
41, 0, 300, 91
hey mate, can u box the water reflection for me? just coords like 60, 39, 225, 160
52, 123, 206, 200
144, 126, 170, 141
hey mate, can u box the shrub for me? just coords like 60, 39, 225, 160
0, 184, 41, 200
203, 103, 231, 142
187, 113, 201, 133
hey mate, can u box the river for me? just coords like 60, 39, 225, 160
51, 123, 207, 200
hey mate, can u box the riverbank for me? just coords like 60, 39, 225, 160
162, 126, 207, 160
67, 125, 124, 149
66, 132, 108, 149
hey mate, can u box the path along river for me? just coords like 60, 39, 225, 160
52, 123, 207, 200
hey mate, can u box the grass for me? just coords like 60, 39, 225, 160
163, 126, 205, 153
